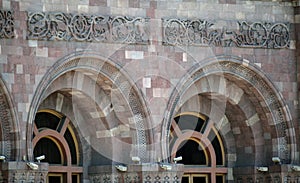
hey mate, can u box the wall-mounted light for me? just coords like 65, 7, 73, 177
131, 156, 140, 164
272, 157, 281, 164
115, 165, 127, 172
291, 165, 300, 171
35, 155, 45, 163
0, 155, 5, 162
160, 163, 172, 171
27, 162, 39, 170
256, 166, 268, 172
173, 156, 182, 164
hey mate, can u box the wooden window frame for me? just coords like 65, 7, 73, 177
33, 109, 83, 183
170, 113, 227, 183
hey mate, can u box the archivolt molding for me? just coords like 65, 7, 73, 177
164, 56, 294, 162
27, 51, 151, 162
27, 11, 149, 44
162, 18, 290, 48
0, 10, 14, 39
0, 79, 18, 160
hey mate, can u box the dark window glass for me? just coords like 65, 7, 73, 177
216, 175, 224, 183
64, 128, 77, 165
48, 176, 61, 183
72, 175, 78, 183
174, 115, 205, 132
182, 176, 189, 183
208, 130, 223, 165
34, 138, 62, 164
35, 112, 60, 130
193, 176, 207, 182
176, 140, 206, 165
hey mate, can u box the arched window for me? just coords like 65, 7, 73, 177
169, 112, 227, 183
33, 109, 82, 183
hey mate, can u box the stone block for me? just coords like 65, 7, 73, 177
152, 88, 161, 97
140, 1, 150, 8
16, 64, 23, 74
2, 46, 23, 56
143, 77, 151, 88
28, 40, 37, 47
0, 55, 8, 64
78, 4, 89, 13
125, 51, 144, 59
128, 0, 139, 8
2, 73, 14, 84
245, 146, 253, 154
117, 0, 129, 7
2, 0, 11, 9
36, 47, 48, 57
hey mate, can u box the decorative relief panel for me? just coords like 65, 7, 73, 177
162, 18, 290, 48
2, 171, 47, 182
0, 10, 14, 39
27, 12, 149, 44
89, 173, 181, 183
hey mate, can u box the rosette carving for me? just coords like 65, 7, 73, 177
0, 10, 14, 39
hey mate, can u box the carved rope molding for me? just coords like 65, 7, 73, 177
0, 10, 14, 39
27, 12, 149, 44
162, 18, 290, 49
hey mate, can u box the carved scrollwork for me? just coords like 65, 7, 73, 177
0, 10, 14, 39
163, 18, 289, 49
27, 12, 149, 44
235, 21, 289, 48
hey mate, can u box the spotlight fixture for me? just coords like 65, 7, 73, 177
131, 156, 141, 164
272, 157, 281, 164
173, 156, 182, 164
160, 163, 172, 171
291, 165, 300, 171
0, 155, 5, 161
27, 162, 39, 170
115, 165, 127, 172
256, 166, 268, 172
35, 155, 45, 163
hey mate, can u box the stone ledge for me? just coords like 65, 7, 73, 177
89, 163, 184, 183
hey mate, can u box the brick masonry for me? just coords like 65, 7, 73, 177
0, 0, 299, 182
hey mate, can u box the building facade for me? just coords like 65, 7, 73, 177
0, 0, 300, 182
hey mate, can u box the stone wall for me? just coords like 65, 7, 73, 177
0, 0, 298, 182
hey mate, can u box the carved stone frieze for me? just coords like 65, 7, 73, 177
162, 18, 290, 48
89, 172, 181, 183
0, 10, 14, 39
88, 164, 184, 183
0, 162, 48, 183
27, 12, 149, 44
8, 171, 47, 182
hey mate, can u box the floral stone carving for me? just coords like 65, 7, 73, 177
0, 10, 14, 39
27, 12, 149, 44
163, 18, 290, 49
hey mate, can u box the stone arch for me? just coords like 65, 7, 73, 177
162, 55, 295, 165
0, 77, 20, 160
27, 51, 153, 162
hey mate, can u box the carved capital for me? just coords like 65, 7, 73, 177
162, 18, 290, 49
0, 10, 14, 39
27, 12, 149, 44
